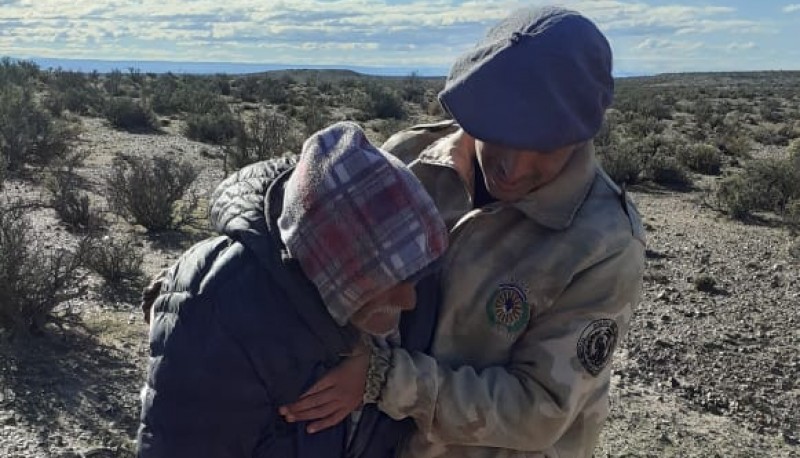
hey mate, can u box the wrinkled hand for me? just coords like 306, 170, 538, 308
280, 344, 370, 434
140, 269, 167, 325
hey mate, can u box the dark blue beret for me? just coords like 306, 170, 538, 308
438, 6, 614, 152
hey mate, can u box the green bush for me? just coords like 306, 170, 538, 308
106, 154, 199, 231
46, 174, 94, 231
44, 69, 104, 116
758, 98, 783, 123
298, 104, 332, 137
401, 72, 425, 104
625, 116, 665, 139
753, 125, 790, 146
715, 157, 800, 219
103, 69, 125, 96
235, 76, 262, 103
184, 110, 239, 144
44, 87, 104, 117
359, 83, 406, 120
677, 143, 722, 175
715, 175, 754, 219
745, 159, 799, 212
597, 141, 644, 185
0, 58, 40, 87
224, 110, 302, 172
105, 97, 158, 132
0, 85, 74, 171
259, 77, 290, 105
646, 154, 690, 187
147, 74, 228, 115
0, 204, 88, 336
45, 152, 98, 230
716, 131, 752, 158
84, 235, 144, 286
148, 74, 182, 115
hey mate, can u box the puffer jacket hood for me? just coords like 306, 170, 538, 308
209, 155, 298, 267
207, 154, 357, 358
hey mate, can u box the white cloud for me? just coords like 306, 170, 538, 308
573, 0, 764, 36
726, 41, 757, 51
783, 4, 800, 13
0, 0, 794, 73
0, 0, 519, 66
635, 37, 704, 52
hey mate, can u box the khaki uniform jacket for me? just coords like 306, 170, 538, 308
377, 126, 646, 458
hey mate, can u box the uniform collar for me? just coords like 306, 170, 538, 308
513, 142, 597, 230
418, 132, 597, 230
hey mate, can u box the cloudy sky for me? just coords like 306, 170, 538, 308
1, 0, 799, 75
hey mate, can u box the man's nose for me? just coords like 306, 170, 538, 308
499, 152, 525, 181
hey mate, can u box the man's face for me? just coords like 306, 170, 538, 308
474, 139, 577, 202
349, 282, 416, 336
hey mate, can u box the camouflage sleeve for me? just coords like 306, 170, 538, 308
381, 120, 458, 165
376, 241, 644, 450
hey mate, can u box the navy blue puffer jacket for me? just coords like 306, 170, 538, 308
137, 156, 438, 458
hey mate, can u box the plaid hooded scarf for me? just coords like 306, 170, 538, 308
278, 122, 448, 326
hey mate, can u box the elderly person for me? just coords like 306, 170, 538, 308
137, 122, 448, 458
282, 6, 646, 457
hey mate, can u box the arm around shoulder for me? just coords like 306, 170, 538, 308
373, 239, 645, 451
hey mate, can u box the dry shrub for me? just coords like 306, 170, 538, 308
0, 204, 88, 336
1, 85, 74, 171
84, 235, 144, 287
223, 109, 303, 172
184, 109, 239, 145
105, 97, 158, 132
597, 140, 644, 185
645, 154, 690, 188
106, 154, 199, 232
45, 151, 99, 230
677, 143, 722, 175
715, 156, 800, 220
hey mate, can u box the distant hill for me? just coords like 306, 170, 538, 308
260, 68, 447, 83
7, 56, 449, 77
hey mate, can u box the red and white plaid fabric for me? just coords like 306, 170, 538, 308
278, 122, 448, 325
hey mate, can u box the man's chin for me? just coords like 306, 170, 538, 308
487, 185, 527, 202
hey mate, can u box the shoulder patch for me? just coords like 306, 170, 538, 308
577, 319, 619, 376
486, 283, 532, 334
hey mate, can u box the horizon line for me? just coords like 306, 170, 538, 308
5, 55, 656, 78
7, 55, 799, 79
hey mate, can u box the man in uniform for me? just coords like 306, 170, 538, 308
282, 6, 646, 457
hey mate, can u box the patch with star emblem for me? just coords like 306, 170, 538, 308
577, 319, 619, 376
486, 283, 531, 334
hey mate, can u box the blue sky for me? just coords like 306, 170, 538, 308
1, 0, 799, 75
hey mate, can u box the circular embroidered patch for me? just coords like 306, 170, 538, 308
486, 283, 531, 334
577, 319, 619, 376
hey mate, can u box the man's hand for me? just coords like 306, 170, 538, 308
140, 269, 167, 325
279, 344, 370, 434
